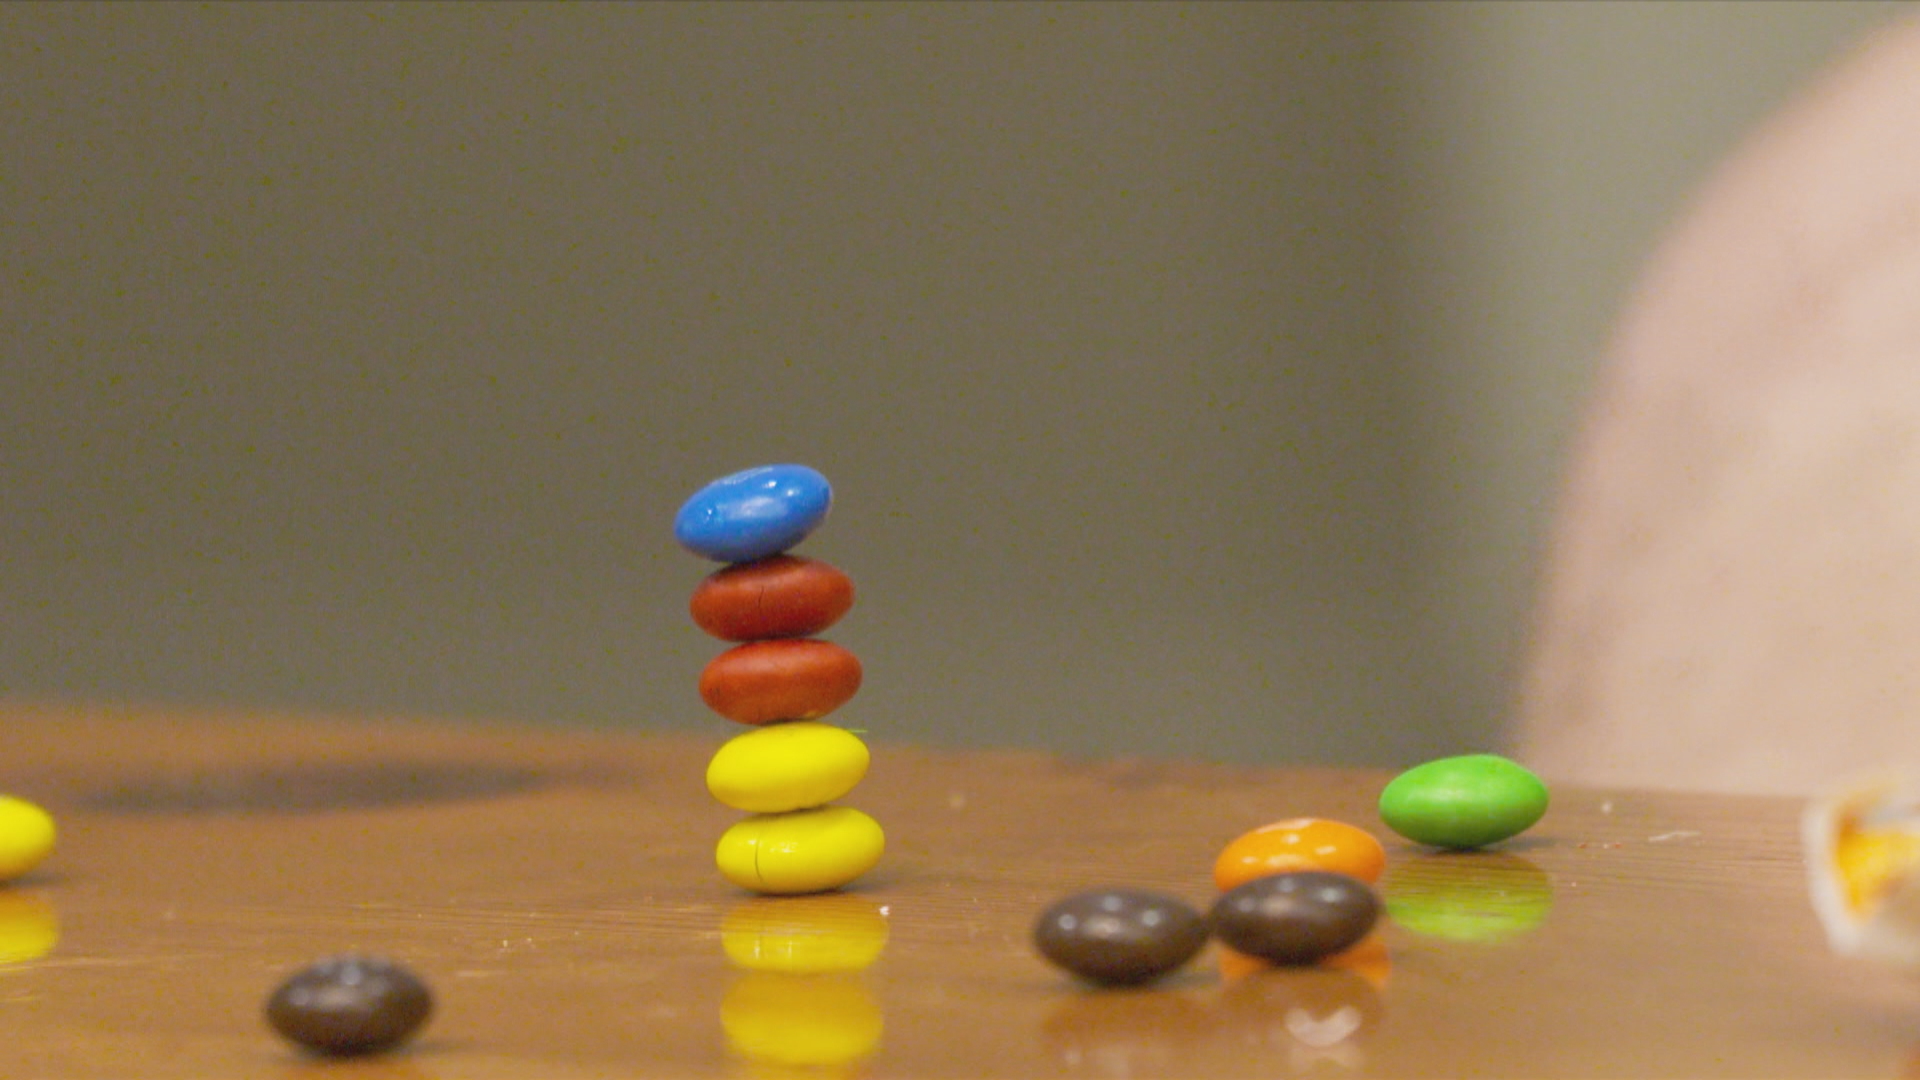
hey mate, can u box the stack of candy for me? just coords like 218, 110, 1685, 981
675, 465, 885, 895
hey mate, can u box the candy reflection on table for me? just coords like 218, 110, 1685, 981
1040, 954, 1389, 1076
1380, 853, 1554, 945
718, 895, 889, 1075
1040, 984, 1218, 1076
719, 895, 891, 974
0, 890, 58, 966
1218, 931, 1392, 991
1218, 965, 1385, 1072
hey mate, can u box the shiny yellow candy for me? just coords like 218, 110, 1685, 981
1804, 777, 1920, 966
707, 722, 871, 814
0, 797, 55, 882
1834, 826, 1920, 914
721, 895, 890, 974
716, 806, 885, 895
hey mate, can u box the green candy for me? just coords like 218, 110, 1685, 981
1378, 754, 1549, 849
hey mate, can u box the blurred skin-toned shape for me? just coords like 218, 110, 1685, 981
1519, 11, 1920, 796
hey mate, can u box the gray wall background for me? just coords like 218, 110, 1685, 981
0, 1, 1906, 765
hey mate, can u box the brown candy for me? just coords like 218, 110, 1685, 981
699, 639, 863, 725
1033, 888, 1210, 986
1210, 872, 1379, 966
265, 955, 433, 1056
690, 556, 856, 642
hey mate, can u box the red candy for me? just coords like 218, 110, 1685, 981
689, 556, 856, 642
699, 639, 864, 725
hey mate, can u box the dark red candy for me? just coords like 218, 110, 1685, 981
1033, 889, 1210, 986
1209, 872, 1379, 966
265, 955, 433, 1056
699, 639, 863, 725
689, 556, 855, 641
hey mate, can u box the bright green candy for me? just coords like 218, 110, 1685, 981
1378, 754, 1549, 849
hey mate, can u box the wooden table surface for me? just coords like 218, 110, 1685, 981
3, 701, 1918, 1079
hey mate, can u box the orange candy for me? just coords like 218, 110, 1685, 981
699, 639, 864, 725
1213, 817, 1387, 891
690, 556, 856, 642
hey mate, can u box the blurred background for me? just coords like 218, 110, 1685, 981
0, 1, 1907, 766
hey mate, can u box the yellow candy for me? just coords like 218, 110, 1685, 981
1835, 826, 1920, 913
720, 895, 890, 974
1805, 776, 1920, 966
716, 806, 885, 895
707, 721, 871, 814
0, 797, 55, 882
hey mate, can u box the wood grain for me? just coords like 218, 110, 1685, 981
2, 700, 1917, 1078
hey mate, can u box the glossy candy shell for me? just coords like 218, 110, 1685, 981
700, 640, 863, 725
1213, 817, 1386, 891
716, 805, 885, 895
1803, 776, 1920, 966
1210, 871, 1381, 966
0, 796, 55, 882
690, 556, 855, 642
707, 721, 871, 814
675, 464, 833, 564
1032, 889, 1210, 986
1378, 754, 1550, 849
264, 955, 433, 1057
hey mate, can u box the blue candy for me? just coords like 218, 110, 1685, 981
675, 465, 833, 563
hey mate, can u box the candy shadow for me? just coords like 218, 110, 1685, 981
80, 760, 546, 816
273, 1044, 447, 1078
1392, 835, 1555, 856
